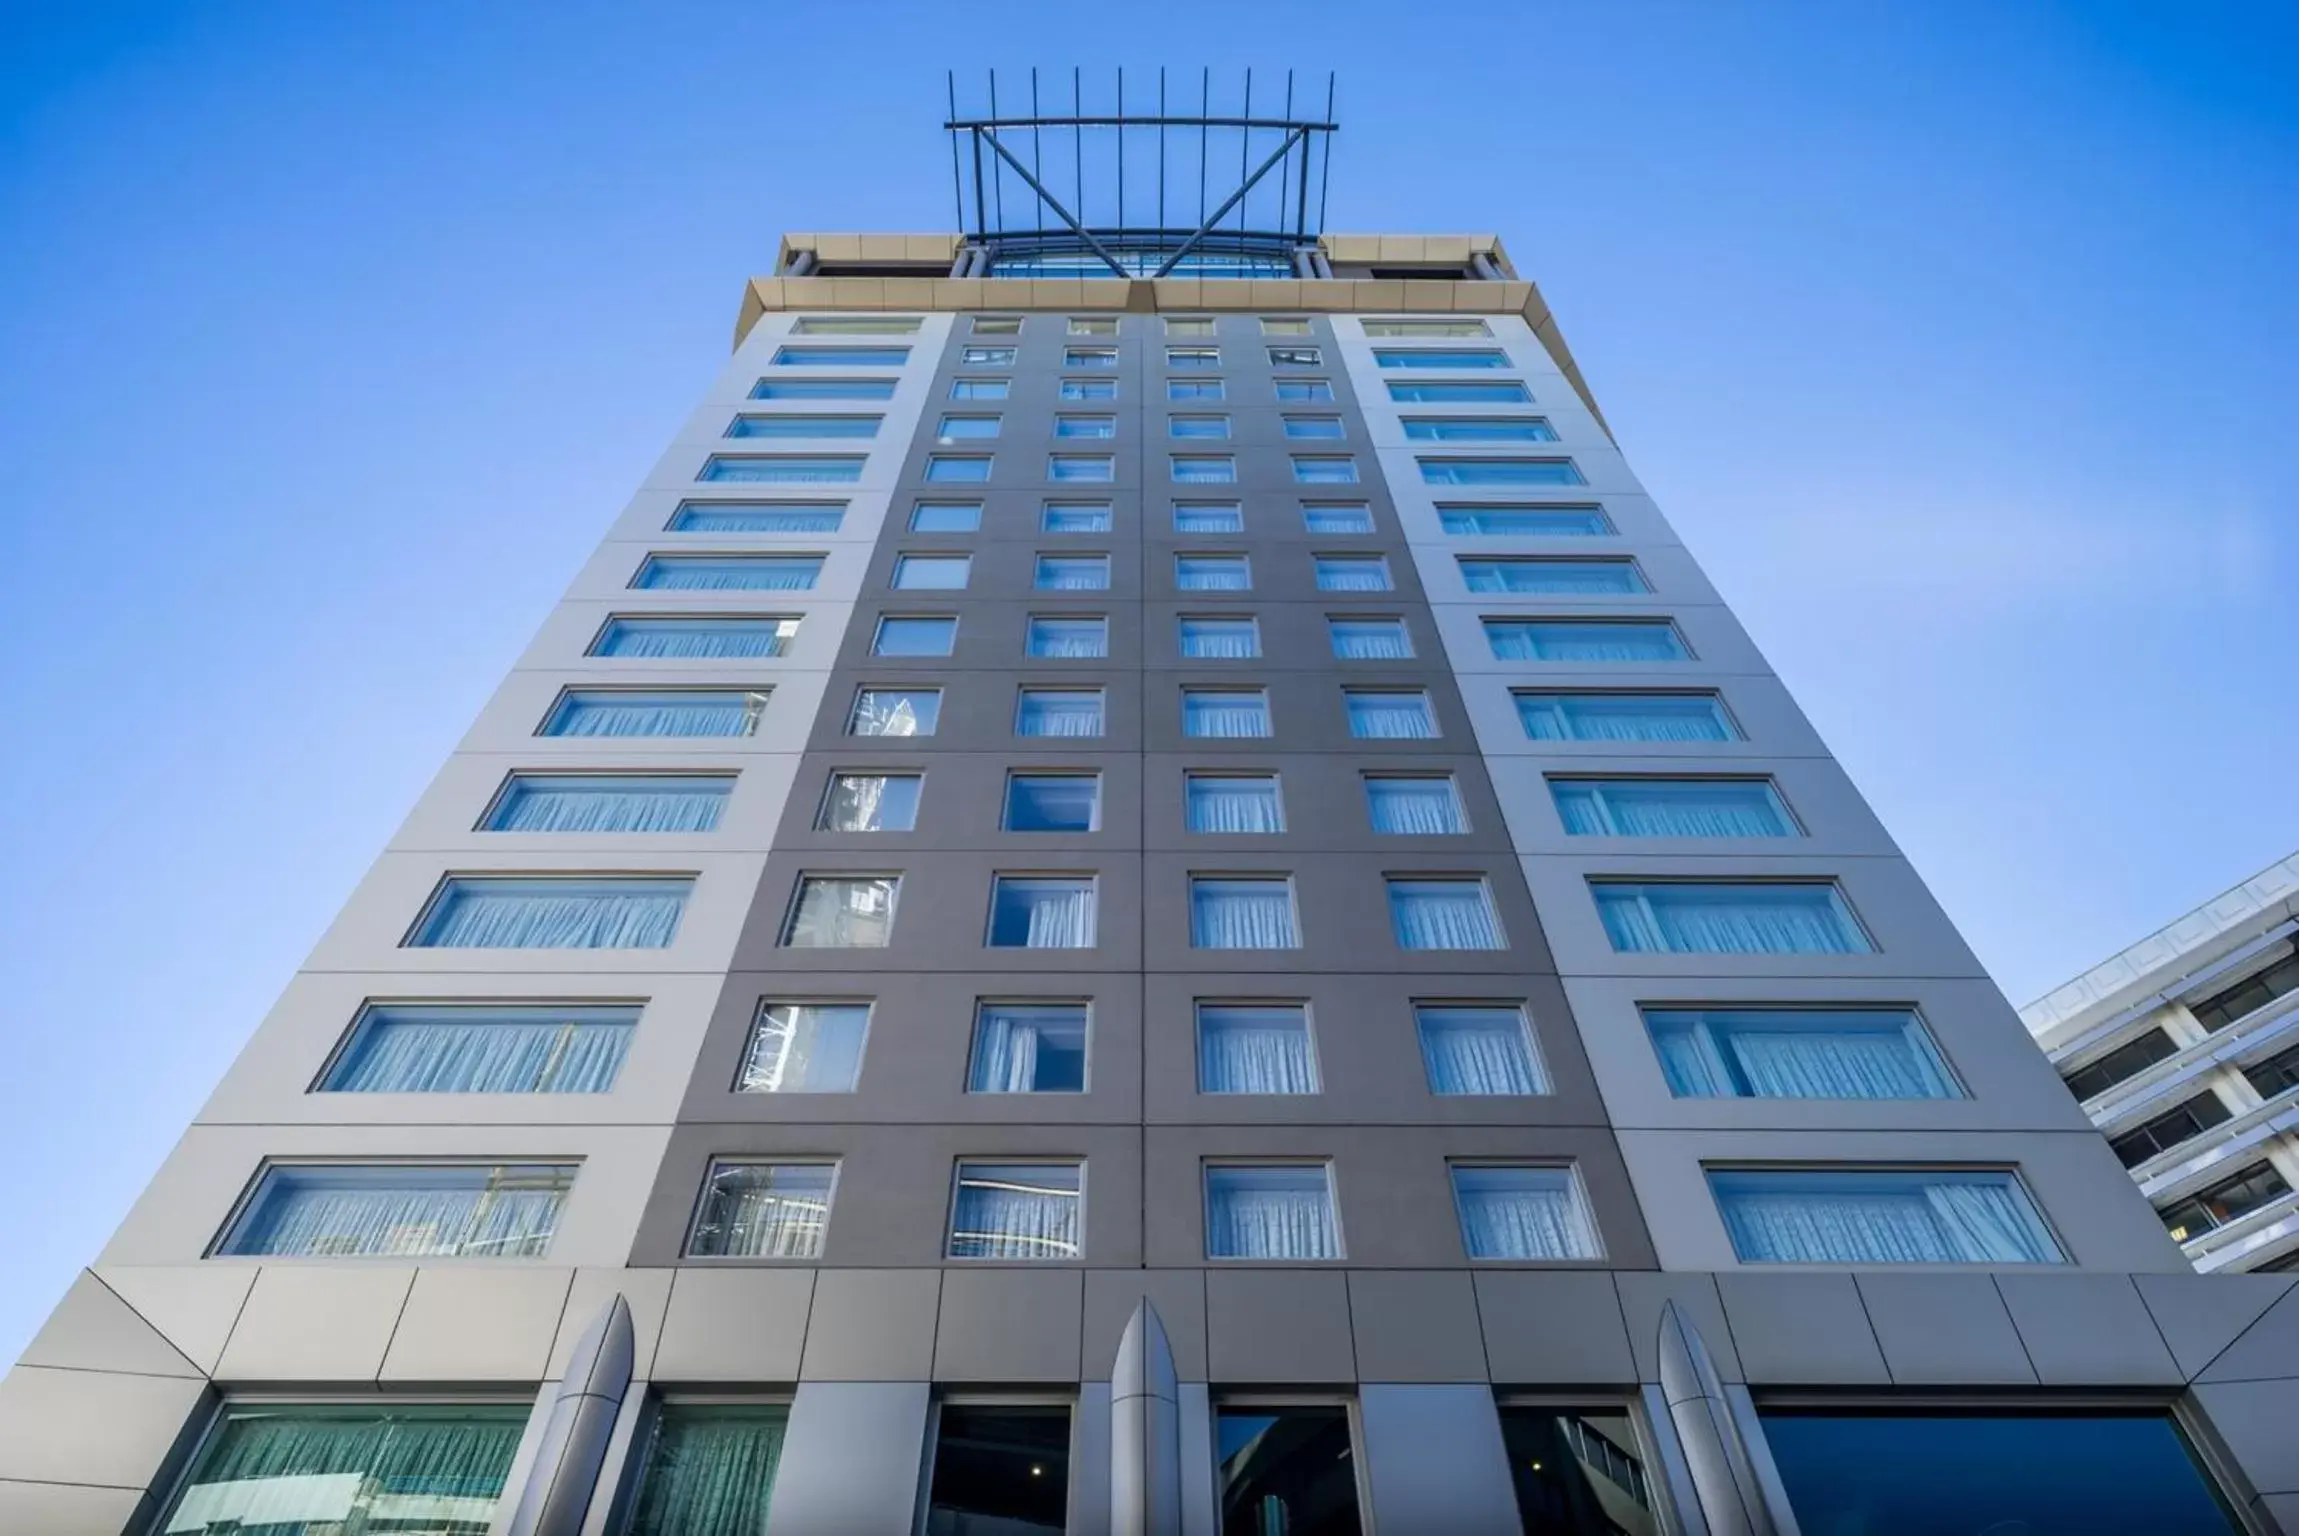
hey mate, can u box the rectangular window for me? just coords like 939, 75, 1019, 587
1049, 453, 1117, 484
1017, 688, 1106, 738
1170, 414, 1232, 439
699, 455, 865, 484
1217, 1406, 1363, 1533
1199, 1003, 1318, 1092
771, 345, 910, 366
408, 877, 690, 950
962, 345, 1018, 365
2160, 1162, 2293, 1241
1500, 1410, 1653, 1533
1035, 554, 1110, 591
738, 1002, 869, 1093
590, 617, 797, 659
1292, 456, 1359, 484
1552, 777, 1797, 837
687, 1160, 833, 1258
1440, 504, 1613, 536
1061, 377, 1118, 400
850, 687, 940, 737
969, 1002, 1089, 1093
750, 378, 897, 401
1420, 456, 1585, 486
1267, 346, 1322, 367
1282, 415, 1346, 440
1453, 1164, 1602, 1259
1374, 347, 1511, 369
1313, 554, 1391, 591
892, 553, 972, 590
950, 377, 1010, 400
1594, 880, 1874, 955
910, 500, 982, 532
988, 876, 1098, 947
633, 554, 821, 591
1168, 377, 1225, 401
1645, 1007, 1961, 1100
1173, 501, 1244, 534
971, 315, 1021, 335
818, 772, 922, 831
542, 689, 766, 738
1005, 773, 1101, 832
949, 1162, 1083, 1259
926, 1406, 1073, 1532
1302, 502, 1373, 534
873, 615, 958, 656
1043, 501, 1113, 533
669, 500, 844, 534
1190, 877, 1299, 949
321, 1003, 639, 1094
726, 413, 881, 439
217, 1163, 573, 1257
1487, 619, 1688, 662
1460, 556, 1646, 594
2244, 1039, 2299, 1098
1364, 317, 1492, 338
1172, 454, 1238, 484
1186, 774, 1284, 833
1328, 617, 1412, 660
792, 316, 919, 335
2191, 947, 2299, 1031
1176, 553, 1250, 590
482, 772, 733, 833
1417, 1003, 1548, 1095
1027, 615, 1109, 658
1388, 878, 1505, 950
1167, 347, 1220, 369
1069, 315, 1118, 335
1365, 775, 1465, 834
158, 1404, 527, 1536
1166, 316, 1215, 336
1710, 1167, 2064, 1264
2110, 1092, 2232, 1167
1184, 688, 1271, 738
935, 413, 1001, 442
2062, 1029, 2179, 1100
1344, 688, 1438, 739
1405, 416, 1557, 442
1391, 379, 1532, 404
1205, 1164, 1339, 1259
1260, 316, 1312, 335
1274, 377, 1336, 402
1516, 689, 1739, 742
925, 455, 993, 483
624, 1404, 789, 1536
1056, 414, 1117, 439
1067, 347, 1119, 369
1180, 616, 1261, 659
783, 875, 899, 947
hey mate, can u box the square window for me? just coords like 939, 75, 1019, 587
873, 615, 957, 656
1365, 774, 1466, 833
688, 1160, 834, 1258
1417, 1003, 1548, 1094
961, 345, 1018, 365
1060, 377, 1118, 401
925, 455, 993, 483
949, 1162, 1083, 1259
1016, 688, 1106, 738
949, 377, 1010, 400
892, 553, 971, 590
738, 1002, 869, 1092
936, 414, 1001, 441
1167, 347, 1221, 369
1328, 617, 1413, 660
1056, 414, 1117, 439
969, 1002, 1089, 1092
924, 1406, 1074, 1531
1292, 456, 1360, 485
1185, 773, 1284, 832
1049, 453, 1116, 482
783, 875, 899, 947
1173, 502, 1244, 534
1198, 1002, 1318, 1091
1176, 553, 1250, 591
987, 876, 1097, 947
1006, 773, 1102, 832
1035, 554, 1111, 591
1389, 878, 1505, 949
1027, 615, 1108, 658
1171, 454, 1238, 484
1267, 346, 1323, 367
1179, 615, 1261, 659
1283, 415, 1345, 440
1205, 1164, 1339, 1258
971, 316, 1022, 335
1165, 316, 1215, 336
909, 500, 982, 532
1315, 554, 1392, 591
1069, 315, 1118, 335
1274, 377, 1336, 403
1168, 378, 1225, 402
1190, 877, 1299, 948
1066, 347, 1119, 369
850, 687, 941, 736
1183, 688, 1270, 738
1042, 501, 1113, 533
818, 771, 922, 831
1452, 1164, 1602, 1259
626, 1405, 789, 1533
1260, 316, 1312, 335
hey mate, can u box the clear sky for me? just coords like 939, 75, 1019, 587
0, 1, 2293, 1364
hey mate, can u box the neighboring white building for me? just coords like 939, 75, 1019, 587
2024, 852, 2299, 1274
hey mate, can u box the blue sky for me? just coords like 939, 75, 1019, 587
0, 1, 2292, 1363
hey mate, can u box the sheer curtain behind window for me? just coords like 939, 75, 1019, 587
1184, 693, 1270, 738
1186, 778, 1284, 833
412, 879, 690, 949
1205, 1166, 1338, 1259
1594, 882, 1870, 955
624, 1405, 788, 1536
1453, 1166, 1601, 1259
1646, 1009, 1958, 1100
991, 879, 1098, 947
949, 1164, 1082, 1259
324, 1005, 637, 1094
546, 692, 763, 739
1416, 1006, 1548, 1095
1191, 880, 1298, 948
1388, 881, 1503, 950
687, 1163, 832, 1257
1711, 1171, 2061, 1264
1345, 692, 1436, 739
220, 1164, 572, 1258
1552, 779, 1791, 838
1365, 778, 1464, 835
1018, 691, 1106, 737
1199, 1005, 1318, 1093
969, 1004, 1087, 1093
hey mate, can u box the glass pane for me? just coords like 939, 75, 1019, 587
1452, 1165, 1601, 1258
699, 456, 864, 484
1364, 777, 1464, 834
1028, 617, 1108, 658
1049, 454, 1115, 482
1498, 1409, 1654, 1534
1284, 416, 1346, 439
1169, 379, 1224, 400
1404, 417, 1556, 442
1373, 347, 1512, 368
1328, 619, 1411, 659
1345, 691, 1436, 739
1057, 415, 1116, 438
1190, 879, 1299, 949
1389, 380, 1530, 403
484, 774, 731, 833
1439, 505, 1611, 535
1551, 778, 1794, 837
1036, 556, 1111, 590
1061, 378, 1118, 400
738, 1003, 870, 1092
1593, 881, 1871, 955
1416, 1005, 1547, 1095
1459, 558, 1645, 593
949, 1162, 1082, 1259
219, 1164, 573, 1257
1644, 1007, 1960, 1100
772, 346, 910, 366
592, 617, 796, 658
936, 415, 1000, 440
1006, 775, 1101, 832
1302, 504, 1373, 533
1174, 503, 1245, 533
1043, 502, 1114, 532
893, 555, 972, 590
784, 876, 898, 947
1292, 457, 1359, 483
1486, 621, 1686, 662
1187, 776, 1284, 833
158, 1404, 527, 1536
925, 1406, 1072, 1535
1177, 555, 1250, 590
727, 414, 880, 439
850, 688, 940, 736
969, 1003, 1089, 1093
950, 378, 1010, 400
874, 616, 958, 656
1206, 1166, 1338, 1259
1516, 691, 1735, 742
1364, 318, 1491, 338
1274, 378, 1336, 402
819, 773, 920, 831
1180, 617, 1261, 659
1173, 456, 1238, 484
791, 317, 919, 335
752, 378, 897, 399
1171, 415, 1232, 439
626, 1404, 788, 1536
545, 690, 764, 739
1017, 689, 1106, 737
1216, 1406, 1361, 1535
988, 878, 1097, 947
1199, 1004, 1318, 1093
1185, 691, 1271, 737
910, 501, 982, 532
635, 555, 822, 591
1387, 880, 1503, 950
1419, 458, 1585, 486
323, 1004, 638, 1094
1314, 557, 1389, 591
411, 878, 690, 949
670, 501, 844, 532
688, 1161, 833, 1257
1709, 1168, 2063, 1263
925, 456, 993, 482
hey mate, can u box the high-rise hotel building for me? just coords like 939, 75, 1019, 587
6, 89, 2297, 1536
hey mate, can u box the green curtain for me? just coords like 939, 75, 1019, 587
625, 1404, 788, 1536
164, 1404, 526, 1534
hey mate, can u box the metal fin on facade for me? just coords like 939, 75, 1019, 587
503, 1293, 635, 1536
1110, 1298, 1184, 1536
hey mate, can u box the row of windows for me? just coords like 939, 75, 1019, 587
775, 311, 1498, 340
845, 614, 1688, 663
752, 373, 1533, 406
696, 451, 1584, 487
657, 496, 1615, 538
319, 995, 1962, 1105
876, 552, 1644, 594
728, 409, 1556, 443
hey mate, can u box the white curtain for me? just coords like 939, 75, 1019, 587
1315, 561, 1389, 591
949, 1167, 1081, 1258
992, 881, 1096, 947
1174, 509, 1244, 533
1442, 509, 1610, 536
222, 1165, 571, 1258
1345, 694, 1436, 739
970, 1006, 1071, 1092
785, 877, 897, 947
1486, 621, 1682, 662
1417, 1008, 1547, 1095
1595, 883, 1868, 955
594, 618, 792, 658
1649, 1011, 1957, 1100
1713, 1174, 2059, 1264
702, 457, 863, 485
1366, 779, 1463, 834
326, 1006, 636, 1094
1182, 623, 1259, 658
850, 690, 935, 736
1206, 1169, 1338, 1259
1030, 622, 1108, 658
1191, 882, 1298, 948
1515, 693, 1733, 743
487, 776, 730, 833
1461, 561, 1636, 594
548, 692, 760, 738
671, 504, 843, 533
414, 879, 690, 949
1388, 882, 1502, 950
1553, 781, 1787, 837
1454, 1169, 1600, 1259
689, 1164, 830, 1257
1187, 779, 1283, 833
1200, 1008, 1318, 1092
1177, 560, 1249, 589
1018, 693, 1106, 736
637, 557, 821, 591
1038, 562, 1108, 590
1185, 696, 1270, 738
1330, 622, 1410, 660
1303, 509, 1373, 533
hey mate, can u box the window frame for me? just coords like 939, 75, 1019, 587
815, 770, 924, 833
1003, 771, 1105, 833
735, 999, 873, 1094
780, 872, 902, 949
683, 1157, 839, 1260
870, 613, 960, 658
984, 873, 1101, 949
945, 1160, 1088, 1261
1203, 1161, 1344, 1261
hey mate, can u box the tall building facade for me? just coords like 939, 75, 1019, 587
2025, 851, 2299, 1277
7, 104, 2299, 1531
